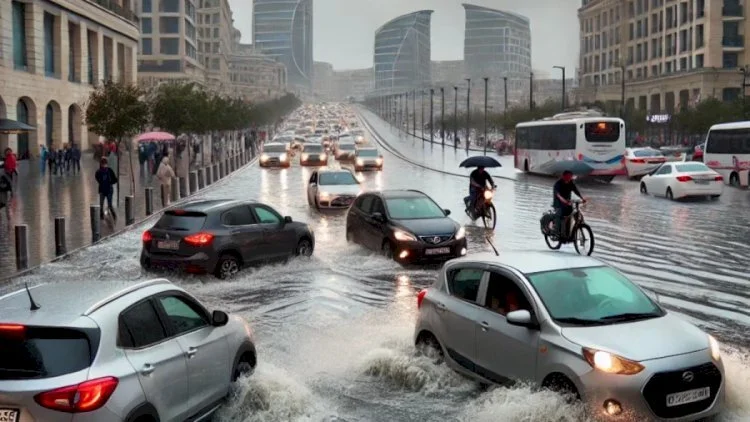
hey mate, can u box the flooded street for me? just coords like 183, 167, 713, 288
4, 112, 750, 421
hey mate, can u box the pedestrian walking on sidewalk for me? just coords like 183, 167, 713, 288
156, 156, 176, 206
71, 144, 81, 174
0, 169, 12, 220
3, 148, 18, 181
95, 157, 118, 220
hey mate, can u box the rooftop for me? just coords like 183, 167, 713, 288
451, 251, 605, 274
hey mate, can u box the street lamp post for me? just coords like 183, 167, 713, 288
440, 87, 445, 147
553, 66, 566, 110
421, 90, 425, 141
429, 88, 434, 144
466, 78, 471, 152
453, 86, 458, 149
483, 77, 489, 156
412, 90, 416, 137
529, 72, 534, 110
404, 92, 409, 134
503, 77, 508, 114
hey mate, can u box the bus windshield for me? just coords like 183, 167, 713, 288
584, 122, 620, 143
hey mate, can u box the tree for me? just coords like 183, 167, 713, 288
84, 80, 149, 205
150, 81, 201, 135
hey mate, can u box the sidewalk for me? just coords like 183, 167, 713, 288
0, 150, 253, 278
357, 107, 517, 180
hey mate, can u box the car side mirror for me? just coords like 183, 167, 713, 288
506, 310, 539, 329
284, 216, 293, 223
443, 209, 451, 216
372, 212, 386, 223
212, 310, 229, 326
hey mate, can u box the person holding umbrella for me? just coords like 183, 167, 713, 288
459, 156, 500, 219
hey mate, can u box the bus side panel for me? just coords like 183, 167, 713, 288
703, 127, 750, 186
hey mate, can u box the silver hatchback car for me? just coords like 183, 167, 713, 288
414, 251, 725, 421
0, 278, 256, 422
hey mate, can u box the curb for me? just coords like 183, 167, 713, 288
3, 154, 259, 283
356, 109, 514, 181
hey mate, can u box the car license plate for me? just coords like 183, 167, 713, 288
0, 409, 20, 422
157, 240, 179, 250
666, 387, 710, 407
425, 247, 451, 255
694, 180, 709, 184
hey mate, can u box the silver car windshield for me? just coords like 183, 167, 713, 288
526, 266, 663, 325
357, 149, 379, 157
319, 172, 357, 185
385, 197, 445, 219
263, 145, 286, 153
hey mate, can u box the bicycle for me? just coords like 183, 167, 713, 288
539, 200, 595, 255
466, 187, 497, 230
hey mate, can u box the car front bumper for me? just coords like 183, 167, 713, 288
575, 350, 725, 421
392, 238, 468, 264
355, 161, 383, 170
141, 249, 218, 274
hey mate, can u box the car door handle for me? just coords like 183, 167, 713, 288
436, 302, 446, 311
480, 321, 490, 331
186, 347, 198, 358
141, 363, 155, 376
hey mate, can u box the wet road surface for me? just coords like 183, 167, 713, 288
3, 111, 750, 421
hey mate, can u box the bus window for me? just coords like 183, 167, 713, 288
584, 122, 620, 142
705, 129, 750, 154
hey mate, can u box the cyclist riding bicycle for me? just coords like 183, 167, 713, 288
553, 170, 587, 237
465, 166, 496, 216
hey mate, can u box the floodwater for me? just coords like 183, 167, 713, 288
4, 110, 749, 421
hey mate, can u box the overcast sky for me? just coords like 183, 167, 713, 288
228, 0, 580, 78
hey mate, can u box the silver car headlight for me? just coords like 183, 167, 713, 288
356, 158, 364, 165
260, 154, 269, 161
279, 153, 288, 161
582, 348, 644, 375
301, 153, 309, 161
394, 230, 417, 242
708, 335, 721, 361
455, 227, 465, 239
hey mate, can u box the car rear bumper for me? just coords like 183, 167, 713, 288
140, 249, 218, 274
673, 183, 723, 198
260, 161, 291, 168
301, 159, 328, 166
393, 238, 468, 264
355, 163, 382, 171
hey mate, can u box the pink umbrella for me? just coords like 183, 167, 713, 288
136, 131, 175, 143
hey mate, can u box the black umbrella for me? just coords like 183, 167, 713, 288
0, 118, 36, 134
459, 156, 502, 168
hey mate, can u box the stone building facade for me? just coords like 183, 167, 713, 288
0, 0, 139, 157
229, 29, 287, 102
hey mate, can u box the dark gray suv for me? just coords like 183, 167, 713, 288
141, 199, 315, 279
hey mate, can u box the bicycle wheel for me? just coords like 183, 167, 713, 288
573, 224, 595, 256
482, 203, 497, 230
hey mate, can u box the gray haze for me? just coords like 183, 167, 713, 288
229, 0, 579, 77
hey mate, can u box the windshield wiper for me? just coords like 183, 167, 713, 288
555, 317, 607, 326
598, 312, 660, 322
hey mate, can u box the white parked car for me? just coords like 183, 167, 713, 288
639, 162, 724, 200
625, 147, 666, 178
307, 169, 361, 209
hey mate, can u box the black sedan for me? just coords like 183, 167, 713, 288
141, 199, 315, 279
345, 190, 467, 264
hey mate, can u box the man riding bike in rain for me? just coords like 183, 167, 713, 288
553, 170, 587, 237
465, 166, 496, 218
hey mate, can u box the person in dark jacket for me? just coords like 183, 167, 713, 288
71, 144, 81, 173
95, 157, 118, 219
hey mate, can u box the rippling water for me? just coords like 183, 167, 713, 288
3, 110, 750, 421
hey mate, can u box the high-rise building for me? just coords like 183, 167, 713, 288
252, 0, 313, 94
137, 0, 205, 89
1, 0, 139, 156
373, 10, 433, 96
197, 0, 233, 94
577, 0, 749, 113
229, 28, 287, 102
331, 68, 374, 101
462, 4, 531, 109
313, 61, 334, 100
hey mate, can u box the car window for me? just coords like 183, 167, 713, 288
221, 206, 255, 226
158, 296, 209, 335
371, 197, 385, 215
385, 197, 445, 219
357, 149, 379, 157
359, 195, 374, 213
526, 266, 662, 322
119, 300, 168, 348
319, 172, 357, 185
0, 326, 93, 380
676, 163, 710, 172
254, 205, 282, 224
155, 211, 207, 231
655, 165, 672, 175
484, 272, 531, 316
633, 149, 662, 157
447, 268, 483, 302
309, 172, 317, 184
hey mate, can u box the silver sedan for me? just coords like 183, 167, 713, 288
414, 251, 724, 421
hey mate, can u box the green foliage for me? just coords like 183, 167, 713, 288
147, 82, 301, 135
84, 80, 149, 141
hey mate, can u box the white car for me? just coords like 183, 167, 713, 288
334, 141, 357, 161
259, 142, 290, 168
350, 130, 367, 144
307, 169, 361, 209
639, 162, 723, 200
625, 147, 666, 178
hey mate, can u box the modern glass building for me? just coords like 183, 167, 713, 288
373, 10, 433, 96
252, 0, 313, 92
463, 4, 531, 90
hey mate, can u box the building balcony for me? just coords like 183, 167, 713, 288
722, 36, 745, 49
87, 0, 139, 24
722, 4, 743, 18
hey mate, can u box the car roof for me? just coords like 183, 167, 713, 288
171, 198, 248, 212
377, 189, 429, 199
318, 168, 353, 174
0, 279, 175, 327
448, 251, 605, 274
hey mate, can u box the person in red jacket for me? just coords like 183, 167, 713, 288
3, 148, 18, 181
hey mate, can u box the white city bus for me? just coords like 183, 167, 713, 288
514, 111, 626, 182
703, 121, 750, 187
